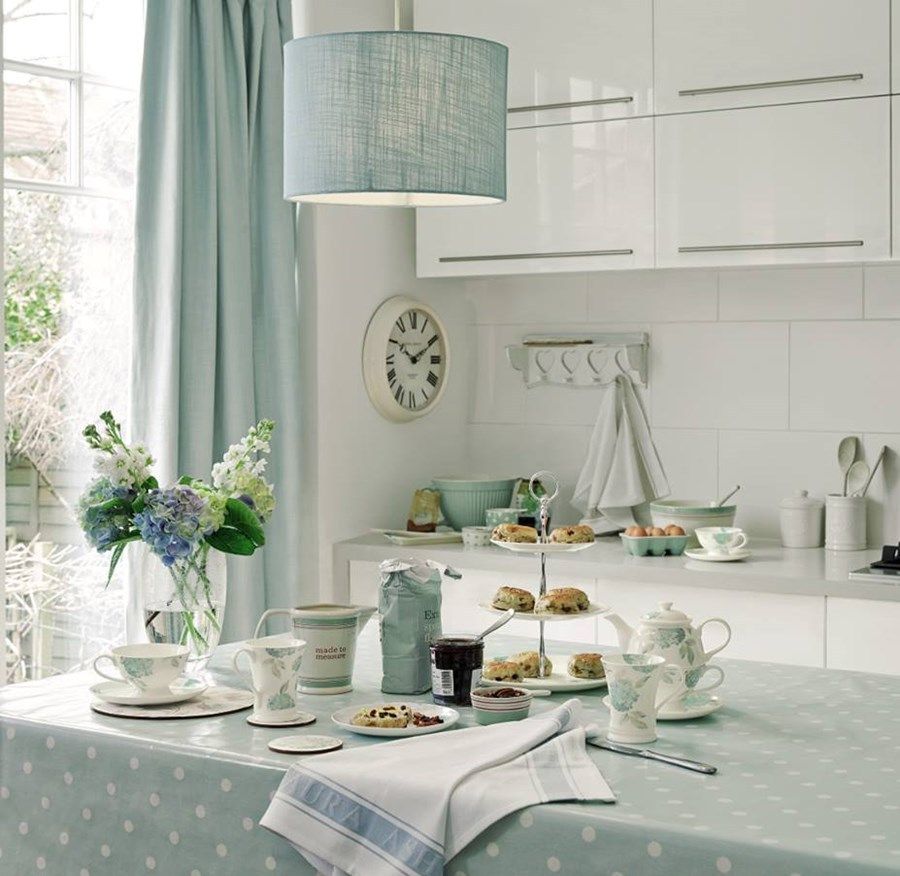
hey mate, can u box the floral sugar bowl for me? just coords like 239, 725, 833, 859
604, 602, 731, 699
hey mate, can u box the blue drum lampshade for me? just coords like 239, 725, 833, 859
283, 31, 508, 206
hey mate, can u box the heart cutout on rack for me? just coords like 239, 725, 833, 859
561, 349, 581, 377
587, 349, 608, 379
535, 349, 555, 378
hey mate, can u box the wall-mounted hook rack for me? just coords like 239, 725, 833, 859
506, 332, 649, 388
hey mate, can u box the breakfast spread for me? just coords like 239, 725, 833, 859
491, 585, 536, 612
482, 660, 524, 682
550, 524, 595, 544
534, 586, 590, 614
491, 523, 538, 543
350, 704, 444, 728
509, 650, 551, 677
567, 652, 605, 679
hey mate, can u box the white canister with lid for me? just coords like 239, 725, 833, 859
779, 490, 824, 548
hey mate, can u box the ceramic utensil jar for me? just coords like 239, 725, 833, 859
601, 654, 681, 744
233, 635, 306, 723
825, 494, 867, 551
780, 490, 825, 548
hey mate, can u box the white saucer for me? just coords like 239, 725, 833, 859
268, 735, 343, 754
602, 692, 723, 721
90, 677, 207, 706
685, 547, 751, 562
490, 539, 593, 555
332, 703, 459, 737
247, 711, 316, 728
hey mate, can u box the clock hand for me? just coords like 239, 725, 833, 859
411, 336, 438, 364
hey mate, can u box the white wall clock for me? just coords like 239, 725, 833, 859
362, 296, 450, 422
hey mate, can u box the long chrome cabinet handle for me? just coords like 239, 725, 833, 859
678, 240, 863, 254
439, 248, 634, 263
678, 72, 863, 97
508, 96, 633, 114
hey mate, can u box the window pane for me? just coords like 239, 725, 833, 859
2, 0, 71, 68
83, 83, 138, 190
3, 70, 70, 182
82, 0, 143, 85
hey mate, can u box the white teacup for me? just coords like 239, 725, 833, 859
93, 644, 189, 694
695, 526, 748, 555
602, 653, 681, 744
233, 635, 307, 722
656, 663, 725, 709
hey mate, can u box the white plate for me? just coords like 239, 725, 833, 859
684, 548, 751, 562
90, 678, 207, 706
372, 529, 462, 546
491, 539, 594, 554
479, 601, 610, 622
602, 692, 723, 721
332, 703, 459, 737
481, 656, 607, 692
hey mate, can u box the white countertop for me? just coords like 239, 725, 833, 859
334, 534, 900, 602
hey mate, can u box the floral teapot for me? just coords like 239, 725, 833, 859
605, 602, 731, 673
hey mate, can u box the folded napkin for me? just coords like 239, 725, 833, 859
261, 699, 614, 876
573, 373, 669, 529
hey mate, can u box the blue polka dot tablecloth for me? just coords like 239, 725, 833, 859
3, 629, 900, 876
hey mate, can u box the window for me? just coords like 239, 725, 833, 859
3, 0, 144, 682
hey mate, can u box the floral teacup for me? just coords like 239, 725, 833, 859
233, 635, 307, 723
602, 653, 681, 744
93, 643, 189, 694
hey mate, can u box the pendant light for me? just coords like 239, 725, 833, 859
282, 27, 508, 206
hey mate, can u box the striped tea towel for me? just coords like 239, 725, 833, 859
261, 699, 614, 876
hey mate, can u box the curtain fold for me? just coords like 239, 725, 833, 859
131, 0, 302, 642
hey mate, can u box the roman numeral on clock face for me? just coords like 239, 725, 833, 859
427, 371, 438, 387
395, 316, 405, 333
394, 385, 404, 406
387, 368, 396, 386
409, 311, 418, 330
430, 355, 441, 365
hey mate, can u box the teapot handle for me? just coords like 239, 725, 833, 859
697, 618, 731, 659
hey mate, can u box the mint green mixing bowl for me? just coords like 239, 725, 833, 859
431, 477, 516, 530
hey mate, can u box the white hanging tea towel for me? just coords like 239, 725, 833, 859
261, 699, 614, 876
573, 373, 669, 526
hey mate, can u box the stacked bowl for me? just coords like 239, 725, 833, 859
471, 687, 533, 724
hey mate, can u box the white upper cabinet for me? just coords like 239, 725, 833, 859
656, 98, 890, 267
654, 0, 889, 114
414, 0, 653, 127
416, 119, 654, 277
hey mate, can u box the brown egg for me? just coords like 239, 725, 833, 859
648, 527, 667, 537
665, 524, 686, 536
625, 526, 647, 537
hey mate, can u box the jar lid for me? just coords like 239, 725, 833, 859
641, 601, 691, 626
780, 490, 824, 510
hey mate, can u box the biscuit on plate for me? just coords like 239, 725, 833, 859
491, 523, 538, 543
482, 660, 524, 682
534, 587, 590, 614
351, 704, 411, 728
509, 650, 552, 678
491, 586, 535, 612
550, 525, 595, 544
567, 653, 605, 679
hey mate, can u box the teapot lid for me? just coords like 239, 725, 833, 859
641, 601, 691, 626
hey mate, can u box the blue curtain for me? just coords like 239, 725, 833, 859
131, 0, 302, 641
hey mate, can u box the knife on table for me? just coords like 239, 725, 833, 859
588, 738, 717, 774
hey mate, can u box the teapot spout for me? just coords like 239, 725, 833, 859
603, 612, 634, 651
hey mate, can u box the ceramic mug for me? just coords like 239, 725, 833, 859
602, 653, 681, 744
93, 643, 189, 694
485, 507, 519, 527
232, 635, 307, 723
656, 663, 725, 709
695, 526, 748, 555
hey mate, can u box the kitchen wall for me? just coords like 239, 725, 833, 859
465, 263, 900, 544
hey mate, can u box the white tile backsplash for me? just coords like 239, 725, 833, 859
651, 322, 789, 429
460, 264, 900, 546
790, 321, 900, 432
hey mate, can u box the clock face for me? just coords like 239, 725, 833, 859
385, 308, 446, 413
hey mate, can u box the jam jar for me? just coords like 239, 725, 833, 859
430, 636, 484, 706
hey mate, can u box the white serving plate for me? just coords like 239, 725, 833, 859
602, 692, 723, 721
480, 656, 607, 692
490, 539, 593, 554
479, 601, 610, 622
90, 678, 207, 706
372, 529, 462, 546
332, 703, 459, 738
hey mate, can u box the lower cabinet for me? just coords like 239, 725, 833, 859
826, 597, 900, 674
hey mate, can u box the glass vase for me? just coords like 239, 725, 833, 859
140, 542, 227, 671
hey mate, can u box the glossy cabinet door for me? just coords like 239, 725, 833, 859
416, 119, 653, 278
654, 0, 889, 114
656, 98, 890, 268
414, 0, 652, 127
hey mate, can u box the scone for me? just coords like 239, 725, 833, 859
351, 704, 411, 728
567, 653, 605, 679
491, 585, 535, 612
550, 524, 595, 544
491, 523, 538, 544
534, 587, 590, 614
509, 650, 552, 678
482, 660, 524, 682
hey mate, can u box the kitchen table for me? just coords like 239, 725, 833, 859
2, 629, 900, 875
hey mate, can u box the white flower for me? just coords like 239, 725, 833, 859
93, 444, 153, 489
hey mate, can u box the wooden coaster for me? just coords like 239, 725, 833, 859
268, 734, 343, 754
247, 712, 316, 728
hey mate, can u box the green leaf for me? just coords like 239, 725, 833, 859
104, 537, 138, 588
132, 495, 146, 514
177, 475, 194, 485
205, 527, 256, 556
223, 498, 265, 547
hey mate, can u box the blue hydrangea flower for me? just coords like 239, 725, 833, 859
77, 478, 135, 552
134, 485, 208, 566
